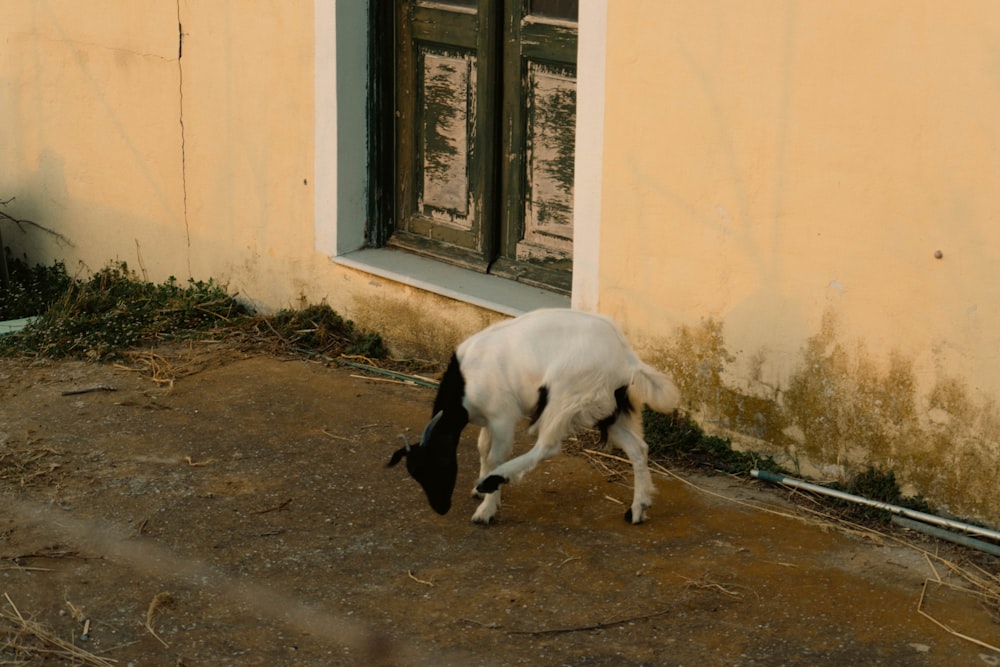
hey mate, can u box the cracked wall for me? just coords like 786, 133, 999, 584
1, 2, 188, 276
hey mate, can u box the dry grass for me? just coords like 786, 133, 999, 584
0, 445, 65, 487
0, 593, 114, 666
144, 592, 174, 648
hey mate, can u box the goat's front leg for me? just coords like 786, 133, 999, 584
471, 423, 514, 524
472, 427, 493, 497
476, 436, 562, 496
476, 408, 572, 502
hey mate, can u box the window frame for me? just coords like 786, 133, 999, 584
368, 0, 577, 295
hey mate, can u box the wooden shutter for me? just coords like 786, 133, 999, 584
392, 1, 499, 270
493, 1, 577, 293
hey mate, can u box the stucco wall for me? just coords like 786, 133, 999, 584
3, 2, 317, 300
1, 1, 498, 360
600, 1, 1000, 523
3, 2, 186, 273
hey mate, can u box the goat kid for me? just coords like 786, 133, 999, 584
387, 309, 681, 525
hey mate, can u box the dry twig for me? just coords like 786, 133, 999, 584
917, 579, 1000, 653
407, 570, 434, 587
60, 385, 117, 396
504, 606, 674, 636
678, 573, 758, 601
183, 456, 215, 467
254, 498, 293, 515
144, 591, 174, 647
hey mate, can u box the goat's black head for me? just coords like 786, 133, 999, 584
387, 410, 463, 515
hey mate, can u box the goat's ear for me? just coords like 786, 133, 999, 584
386, 446, 408, 468
387, 432, 412, 468
420, 410, 445, 446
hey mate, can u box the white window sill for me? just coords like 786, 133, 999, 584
333, 247, 570, 316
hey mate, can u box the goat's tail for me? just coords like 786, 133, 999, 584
629, 362, 681, 414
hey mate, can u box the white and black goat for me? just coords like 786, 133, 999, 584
388, 308, 681, 524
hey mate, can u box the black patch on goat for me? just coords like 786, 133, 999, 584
388, 353, 470, 515
529, 385, 549, 426
596, 385, 632, 444
433, 353, 467, 421
476, 473, 507, 494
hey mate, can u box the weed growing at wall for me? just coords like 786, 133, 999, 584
644, 409, 938, 526
0, 255, 73, 320
0, 262, 388, 361
1, 262, 245, 360
644, 409, 785, 476
829, 467, 932, 519
265, 304, 388, 359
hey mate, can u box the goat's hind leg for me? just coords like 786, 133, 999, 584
608, 412, 655, 524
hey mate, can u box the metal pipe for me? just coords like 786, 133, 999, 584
751, 469, 1000, 543
335, 357, 440, 389
891, 516, 1000, 558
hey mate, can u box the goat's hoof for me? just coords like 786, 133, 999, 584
475, 474, 507, 494
624, 507, 647, 525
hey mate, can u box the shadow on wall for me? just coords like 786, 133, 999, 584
3, 150, 74, 266
649, 311, 1000, 527
2, 146, 194, 287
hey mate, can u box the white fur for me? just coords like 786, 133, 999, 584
457, 309, 681, 524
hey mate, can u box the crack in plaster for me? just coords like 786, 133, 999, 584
9, 32, 176, 62
176, 4, 191, 276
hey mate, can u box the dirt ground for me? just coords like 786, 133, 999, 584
0, 342, 998, 666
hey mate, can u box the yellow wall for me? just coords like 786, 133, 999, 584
181, 1, 316, 305
601, 1, 1000, 522
3, 2, 186, 272
0, 1, 495, 360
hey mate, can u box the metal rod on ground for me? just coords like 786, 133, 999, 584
891, 515, 1000, 558
335, 358, 439, 389
751, 469, 1000, 543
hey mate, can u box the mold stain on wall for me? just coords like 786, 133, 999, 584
646, 310, 1000, 526
350, 289, 503, 362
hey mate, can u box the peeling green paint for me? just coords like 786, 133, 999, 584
420, 51, 473, 220
528, 63, 576, 228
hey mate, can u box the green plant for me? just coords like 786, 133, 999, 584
0, 255, 73, 320
1, 259, 390, 363
644, 409, 785, 476
829, 466, 932, 520
265, 304, 388, 358
1, 262, 246, 360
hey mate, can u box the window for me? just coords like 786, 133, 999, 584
369, 0, 578, 294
